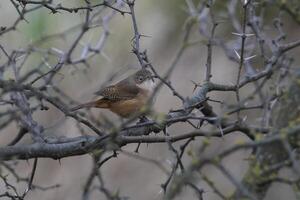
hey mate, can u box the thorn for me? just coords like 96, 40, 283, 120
42, 58, 53, 69
233, 49, 241, 60
245, 33, 255, 37
232, 32, 255, 37
100, 51, 111, 62
140, 34, 152, 38
219, 125, 224, 137
197, 120, 204, 128
15, 54, 26, 61
23, 187, 29, 195
50, 47, 64, 56
191, 80, 200, 92
232, 32, 243, 36
242, 115, 248, 122
80, 45, 89, 59
244, 54, 257, 61
158, 188, 164, 195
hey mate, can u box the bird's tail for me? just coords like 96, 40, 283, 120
70, 99, 110, 111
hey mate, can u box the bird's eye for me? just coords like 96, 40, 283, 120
139, 76, 143, 81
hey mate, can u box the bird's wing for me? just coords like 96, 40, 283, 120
95, 83, 139, 101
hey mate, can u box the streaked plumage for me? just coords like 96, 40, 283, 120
71, 69, 154, 118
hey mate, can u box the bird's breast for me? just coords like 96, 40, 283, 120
109, 95, 146, 118
137, 79, 155, 93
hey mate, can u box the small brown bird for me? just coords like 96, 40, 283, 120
71, 69, 155, 118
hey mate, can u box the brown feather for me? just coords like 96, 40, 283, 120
108, 91, 148, 117
95, 83, 139, 101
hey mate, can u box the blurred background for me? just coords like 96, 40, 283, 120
0, 0, 299, 199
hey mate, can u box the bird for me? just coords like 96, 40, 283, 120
70, 69, 155, 118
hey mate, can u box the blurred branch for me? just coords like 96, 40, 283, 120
16, 0, 130, 15
0, 123, 279, 160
